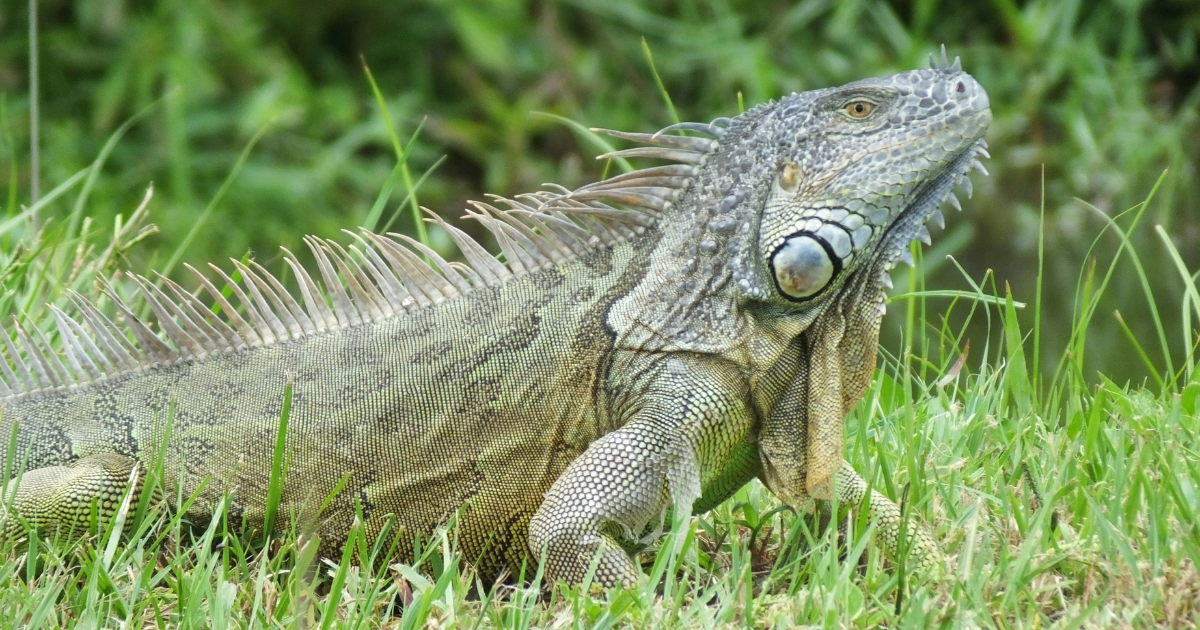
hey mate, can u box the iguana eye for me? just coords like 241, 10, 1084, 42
844, 101, 875, 118
769, 235, 839, 301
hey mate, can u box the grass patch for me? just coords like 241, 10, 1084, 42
0, 160, 1196, 628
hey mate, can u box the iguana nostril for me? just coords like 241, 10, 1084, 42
956, 81, 966, 93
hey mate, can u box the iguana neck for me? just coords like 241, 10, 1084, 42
606, 109, 830, 362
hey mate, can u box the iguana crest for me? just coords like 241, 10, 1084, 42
0, 124, 728, 400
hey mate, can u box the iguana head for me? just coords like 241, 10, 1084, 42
599, 54, 991, 363
753, 59, 992, 309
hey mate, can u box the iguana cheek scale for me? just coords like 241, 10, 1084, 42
1, 51, 990, 587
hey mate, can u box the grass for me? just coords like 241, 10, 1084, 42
1, 3, 1199, 625
0, 149, 1198, 628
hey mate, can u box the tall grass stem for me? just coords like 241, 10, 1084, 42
27, 0, 40, 209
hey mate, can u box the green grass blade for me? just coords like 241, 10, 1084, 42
0, 167, 88, 237
319, 522, 359, 630
100, 462, 140, 570
133, 398, 174, 532
262, 378, 293, 539
1113, 310, 1165, 390
362, 57, 428, 248
887, 289, 1025, 308
531, 111, 635, 174
1154, 225, 1200, 383
1033, 165, 1046, 394
161, 119, 274, 279
363, 117, 427, 233
381, 155, 447, 234
1053, 171, 1168, 392
641, 37, 680, 125
67, 97, 164, 241
1, 95, 19, 218
1076, 196, 1172, 386
1, 419, 18, 502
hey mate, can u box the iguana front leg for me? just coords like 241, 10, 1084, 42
528, 359, 755, 587
2, 453, 143, 538
527, 417, 678, 587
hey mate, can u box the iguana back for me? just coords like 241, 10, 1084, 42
2, 53, 991, 586
5, 230, 657, 571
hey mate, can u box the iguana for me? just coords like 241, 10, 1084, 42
1, 52, 990, 587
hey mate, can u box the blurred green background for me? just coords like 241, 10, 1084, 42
0, 0, 1197, 384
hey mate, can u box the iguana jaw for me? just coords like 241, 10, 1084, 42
871, 135, 991, 275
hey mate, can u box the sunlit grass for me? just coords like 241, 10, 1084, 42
0, 167, 1197, 627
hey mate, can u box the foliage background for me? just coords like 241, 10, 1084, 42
0, 0, 1198, 383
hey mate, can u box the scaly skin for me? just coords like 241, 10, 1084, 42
1, 56, 990, 587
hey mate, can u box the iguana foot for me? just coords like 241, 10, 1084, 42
532, 524, 640, 588
2, 453, 142, 539
834, 462, 943, 576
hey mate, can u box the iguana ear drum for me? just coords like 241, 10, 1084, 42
769, 234, 841, 302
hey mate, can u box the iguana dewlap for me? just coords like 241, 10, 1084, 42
1, 52, 990, 586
